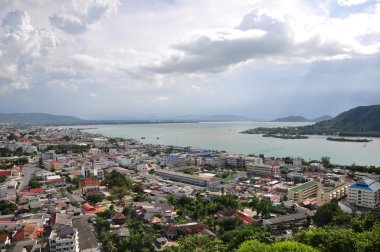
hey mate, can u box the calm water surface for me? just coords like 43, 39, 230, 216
70, 122, 380, 166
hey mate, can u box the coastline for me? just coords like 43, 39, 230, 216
58, 123, 380, 167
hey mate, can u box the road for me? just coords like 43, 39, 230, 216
19, 164, 39, 190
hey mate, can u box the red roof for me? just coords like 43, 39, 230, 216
235, 211, 259, 224
20, 138, 30, 142
20, 188, 45, 194
79, 177, 100, 189
0, 234, 8, 243
12, 230, 25, 241
82, 203, 95, 211
47, 178, 65, 183
0, 170, 11, 177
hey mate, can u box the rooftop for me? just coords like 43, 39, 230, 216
349, 179, 380, 192
289, 180, 318, 192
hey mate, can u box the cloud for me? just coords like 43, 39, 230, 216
0, 10, 58, 93
191, 85, 201, 90
88, 92, 98, 98
154, 96, 169, 102
49, 0, 120, 34
141, 7, 380, 74
337, 0, 370, 6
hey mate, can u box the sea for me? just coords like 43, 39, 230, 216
67, 122, 380, 166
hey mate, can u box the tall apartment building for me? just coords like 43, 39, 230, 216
348, 179, 380, 209
287, 180, 321, 204
49, 227, 79, 252
247, 163, 280, 177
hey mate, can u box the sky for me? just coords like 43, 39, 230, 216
0, 0, 379, 120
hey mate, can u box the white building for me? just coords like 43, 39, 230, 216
247, 163, 280, 177
49, 227, 79, 252
348, 179, 380, 209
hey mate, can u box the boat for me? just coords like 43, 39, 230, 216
141, 137, 146, 139
156, 137, 160, 139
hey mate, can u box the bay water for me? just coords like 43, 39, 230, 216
72, 122, 380, 166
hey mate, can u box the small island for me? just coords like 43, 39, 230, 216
263, 134, 309, 139
326, 137, 372, 143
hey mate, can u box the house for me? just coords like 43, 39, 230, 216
262, 212, 309, 234
143, 207, 161, 221
110, 227, 130, 239
20, 188, 45, 196
78, 177, 101, 195
46, 175, 66, 188
81, 203, 100, 215
235, 211, 259, 224
0, 169, 11, 177
11, 165, 22, 177
0, 214, 14, 222
12, 223, 44, 241
163, 222, 215, 239
111, 213, 126, 224
0, 234, 11, 249
51, 213, 72, 230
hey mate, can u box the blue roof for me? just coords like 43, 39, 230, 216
350, 179, 380, 192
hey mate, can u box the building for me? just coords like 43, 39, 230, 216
155, 169, 221, 187
322, 183, 351, 203
348, 179, 380, 208
247, 163, 280, 177
244, 156, 263, 167
49, 226, 79, 252
78, 177, 100, 195
287, 180, 321, 204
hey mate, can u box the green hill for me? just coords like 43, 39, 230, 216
304, 105, 380, 135
272, 115, 332, 122
242, 105, 380, 137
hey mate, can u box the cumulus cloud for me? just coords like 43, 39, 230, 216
0, 10, 58, 93
49, 0, 120, 34
142, 7, 380, 74
88, 92, 98, 98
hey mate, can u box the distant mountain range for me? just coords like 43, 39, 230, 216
242, 104, 380, 137
0, 113, 249, 125
0, 113, 84, 125
273, 115, 332, 122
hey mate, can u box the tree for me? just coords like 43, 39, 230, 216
237, 240, 270, 252
313, 200, 343, 227
29, 177, 42, 189
38, 157, 44, 168
321, 156, 331, 168
295, 227, 358, 252
0, 200, 17, 214
257, 198, 272, 219
86, 194, 104, 204
220, 224, 272, 251
219, 217, 243, 232
178, 235, 225, 252
15, 147, 23, 155
237, 240, 317, 252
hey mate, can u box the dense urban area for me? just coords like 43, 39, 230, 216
0, 124, 380, 252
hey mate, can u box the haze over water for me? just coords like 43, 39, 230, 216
75, 122, 380, 166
